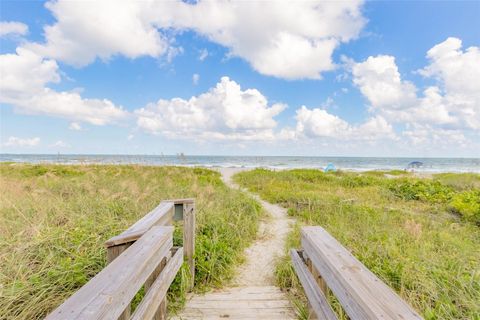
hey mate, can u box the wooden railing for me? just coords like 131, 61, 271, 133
46, 198, 195, 320
291, 226, 423, 320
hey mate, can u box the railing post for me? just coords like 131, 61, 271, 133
308, 257, 329, 297
302, 250, 330, 320
183, 201, 195, 290
305, 257, 318, 320
106, 243, 132, 320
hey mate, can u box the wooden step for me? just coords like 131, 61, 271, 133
172, 286, 296, 320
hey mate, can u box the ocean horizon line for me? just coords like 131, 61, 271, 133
1, 153, 480, 160
2, 154, 479, 173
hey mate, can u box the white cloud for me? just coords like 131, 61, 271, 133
134, 74, 398, 145
294, 106, 396, 141
198, 48, 208, 61
0, 48, 128, 125
419, 37, 480, 130
192, 73, 200, 85
321, 97, 335, 109
16, 89, 128, 125
351, 38, 480, 130
50, 140, 70, 148
3, 136, 40, 147
127, 134, 134, 141
165, 46, 184, 63
0, 47, 60, 102
135, 76, 286, 140
420, 37, 480, 95
69, 122, 82, 130
352, 55, 417, 111
349, 37, 480, 149
0, 21, 28, 37
154, 1, 366, 79
27, 0, 366, 79
355, 115, 397, 141
295, 106, 350, 138
402, 124, 468, 148
285, 38, 478, 149
26, 1, 168, 67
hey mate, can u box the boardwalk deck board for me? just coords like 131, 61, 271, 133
174, 286, 296, 320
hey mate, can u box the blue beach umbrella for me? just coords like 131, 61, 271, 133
324, 163, 336, 172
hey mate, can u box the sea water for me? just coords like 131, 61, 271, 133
1, 154, 479, 173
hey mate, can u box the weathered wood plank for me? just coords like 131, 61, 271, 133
131, 247, 184, 320
177, 307, 295, 318
302, 226, 423, 320
144, 252, 170, 320
183, 202, 195, 289
165, 198, 195, 204
305, 256, 318, 319
176, 286, 296, 319
106, 243, 132, 320
291, 249, 337, 320
104, 201, 174, 247
106, 242, 131, 265
185, 300, 292, 309
46, 226, 173, 320
213, 286, 282, 293
303, 250, 329, 297
192, 292, 288, 301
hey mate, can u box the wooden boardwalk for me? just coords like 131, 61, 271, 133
173, 286, 296, 319
44, 175, 423, 319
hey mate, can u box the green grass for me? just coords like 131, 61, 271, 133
0, 164, 263, 319
433, 172, 480, 191
234, 169, 480, 320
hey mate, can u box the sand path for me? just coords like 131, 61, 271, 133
174, 168, 295, 319
218, 167, 294, 286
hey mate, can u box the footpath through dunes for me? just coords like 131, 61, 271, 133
174, 168, 296, 319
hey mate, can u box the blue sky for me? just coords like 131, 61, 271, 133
0, 0, 479, 157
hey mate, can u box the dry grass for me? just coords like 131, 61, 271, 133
235, 169, 480, 320
0, 164, 263, 319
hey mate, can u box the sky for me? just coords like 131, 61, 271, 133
0, 0, 479, 157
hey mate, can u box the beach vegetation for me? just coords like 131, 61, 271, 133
234, 169, 480, 319
0, 164, 263, 319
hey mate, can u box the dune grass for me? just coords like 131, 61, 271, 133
0, 164, 263, 319
234, 169, 480, 320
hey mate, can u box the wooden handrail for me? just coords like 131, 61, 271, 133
164, 198, 195, 204
131, 247, 183, 319
292, 226, 423, 320
290, 249, 337, 320
46, 198, 195, 320
105, 201, 174, 247
104, 199, 195, 248
46, 226, 174, 320
104, 199, 195, 286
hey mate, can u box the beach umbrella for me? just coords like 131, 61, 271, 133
324, 163, 336, 172
407, 161, 423, 169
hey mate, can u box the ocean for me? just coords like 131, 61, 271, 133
1, 154, 479, 173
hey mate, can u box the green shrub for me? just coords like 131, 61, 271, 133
288, 169, 333, 183
389, 179, 454, 203
339, 175, 378, 188
449, 190, 480, 224
235, 169, 480, 319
